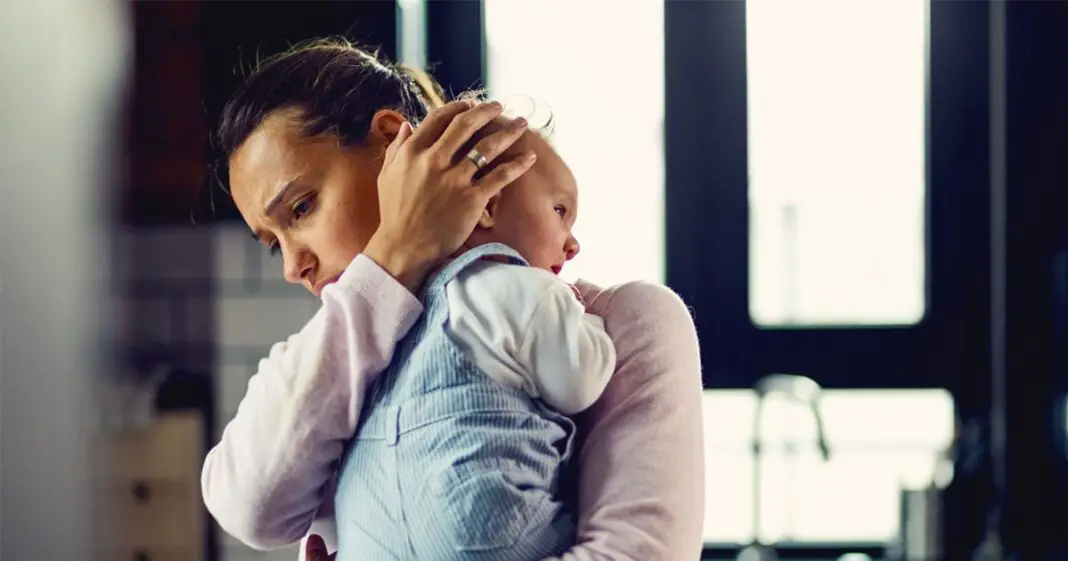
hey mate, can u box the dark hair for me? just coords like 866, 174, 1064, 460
216, 37, 449, 159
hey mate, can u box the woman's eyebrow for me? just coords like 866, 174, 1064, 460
263, 179, 302, 216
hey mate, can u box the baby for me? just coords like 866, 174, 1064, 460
322, 118, 615, 560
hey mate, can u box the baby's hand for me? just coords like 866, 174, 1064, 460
570, 284, 586, 307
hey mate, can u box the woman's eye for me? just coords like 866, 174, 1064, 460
268, 242, 281, 257
292, 196, 315, 220
554, 205, 567, 218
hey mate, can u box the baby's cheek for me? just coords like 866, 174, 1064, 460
491, 227, 531, 258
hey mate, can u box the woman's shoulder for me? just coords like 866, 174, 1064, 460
577, 279, 702, 400
579, 279, 695, 328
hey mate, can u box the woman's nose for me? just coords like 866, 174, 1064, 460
282, 244, 315, 285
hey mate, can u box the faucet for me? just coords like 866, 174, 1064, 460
737, 374, 832, 561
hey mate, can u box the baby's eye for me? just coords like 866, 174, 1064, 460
554, 205, 567, 218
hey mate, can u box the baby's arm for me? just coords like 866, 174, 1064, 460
445, 262, 616, 414
201, 255, 423, 550
517, 276, 616, 414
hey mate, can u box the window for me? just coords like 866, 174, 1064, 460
396, 0, 426, 70
702, 389, 955, 544
484, 1, 665, 286
746, 0, 928, 326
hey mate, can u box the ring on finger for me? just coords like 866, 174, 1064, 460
465, 148, 489, 170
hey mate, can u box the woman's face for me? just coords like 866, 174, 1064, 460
228, 109, 392, 297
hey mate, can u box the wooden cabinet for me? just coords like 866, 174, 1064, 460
105, 412, 205, 561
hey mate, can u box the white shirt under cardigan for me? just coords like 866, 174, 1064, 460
299, 259, 617, 559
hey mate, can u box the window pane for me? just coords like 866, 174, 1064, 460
485, 1, 665, 285
702, 389, 955, 544
746, 0, 928, 326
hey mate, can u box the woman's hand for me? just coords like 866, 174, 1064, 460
305, 534, 336, 561
363, 100, 536, 293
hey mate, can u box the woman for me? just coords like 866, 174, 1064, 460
202, 38, 704, 560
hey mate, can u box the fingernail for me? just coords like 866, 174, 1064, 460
488, 100, 503, 110
525, 151, 537, 162
514, 117, 528, 128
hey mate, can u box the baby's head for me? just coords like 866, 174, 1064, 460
464, 116, 581, 275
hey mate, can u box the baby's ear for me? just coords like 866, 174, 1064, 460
477, 194, 501, 228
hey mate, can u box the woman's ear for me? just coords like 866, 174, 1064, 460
477, 194, 501, 228
369, 109, 408, 144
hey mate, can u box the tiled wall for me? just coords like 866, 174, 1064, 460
118, 225, 319, 561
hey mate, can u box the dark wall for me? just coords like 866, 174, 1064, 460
122, 1, 398, 226
200, 1, 398, 224
1001, 2, 1068, 557
123, 1, 207, 226
123, 1, 490, 226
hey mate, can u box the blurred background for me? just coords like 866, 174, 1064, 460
1, 0, 1066, 560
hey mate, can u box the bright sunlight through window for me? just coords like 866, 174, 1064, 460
485, 0, 665, 286
747, 0, 928, 326
702, 389, 955, 545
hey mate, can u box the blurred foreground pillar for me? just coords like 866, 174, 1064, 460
0, 0, 130, 559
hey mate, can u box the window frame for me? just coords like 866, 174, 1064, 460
664, 1, 992, 392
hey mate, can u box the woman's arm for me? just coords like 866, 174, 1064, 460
201, 254, 422, 550
545, 280, 705, 561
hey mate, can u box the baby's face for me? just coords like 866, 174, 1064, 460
467, 122, 580, 274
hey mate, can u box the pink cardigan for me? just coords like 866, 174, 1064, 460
202, 255, 704, 560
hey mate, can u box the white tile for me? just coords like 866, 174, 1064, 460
211, 224, 306, 285
214, 225, 255, 282
126, 227, 214, 282
217, 408, 239, 439
215, 364, 252, 423
216, 296, 317, 349
182, 295, 215, 345
256, 244, 287, 283
124, 298, 173, 345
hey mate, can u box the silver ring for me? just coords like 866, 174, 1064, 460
466, 148, 489, 170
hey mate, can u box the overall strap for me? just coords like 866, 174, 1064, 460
423, 242, 527, 295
